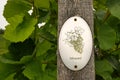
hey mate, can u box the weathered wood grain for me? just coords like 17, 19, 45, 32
57, 0, 94, 80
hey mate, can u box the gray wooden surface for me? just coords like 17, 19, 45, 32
57, 0, 95, 80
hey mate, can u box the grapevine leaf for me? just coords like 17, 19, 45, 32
106, 0, 120, 19
23, 59, 42, 80
0, 35, 9, 54
95, 59, 113, 80
39, 29, 57, 44
0, 62, 17, 79
94, 0, 107, 10
112, 49, 120, 55
8, 38, 35, 61
107, 56, 120, 72
7, 13, 25, 25
96, 59, 113, 74
47, 24, 57, 38
116, 25, 120, 43
34, 0, 49, 9
3, 14, 25, 41
3, 13, 25, 42
42, 70, 56, 80
0, 55, 33, 64
36, 40, 51, 57
97, 23, 116, 50
20, 55, 33, 64
95, 10, 107, 20
38, 10, 50, 23
106, 16, 120, 43
4, 15, 37, 42
0, 55, 20, 64
45, 63, 57, 80
42, 64, 47, 72
5, 73, 15, 80
99, 72, 112, 80
45, 49, 57, 62
23, 59, 56, 80
3, 0, 32, 18
107, 16, 120, 28
50, 0, 58, 12
14, 71, 29, 80
113, 78, 120, 80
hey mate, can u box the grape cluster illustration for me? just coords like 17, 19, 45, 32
65, 27, 84, 54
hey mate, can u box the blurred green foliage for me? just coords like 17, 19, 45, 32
94, 0, 120, 80
0, 0, 57, 80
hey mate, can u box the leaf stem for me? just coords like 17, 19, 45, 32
103, 9, 111, 23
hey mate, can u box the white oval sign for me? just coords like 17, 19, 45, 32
59, 16, 93, 71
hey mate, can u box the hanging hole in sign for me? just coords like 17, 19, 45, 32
74, 65, 77, 68
74, 18, 77, 21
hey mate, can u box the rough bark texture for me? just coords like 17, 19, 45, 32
57, 0, 95, 80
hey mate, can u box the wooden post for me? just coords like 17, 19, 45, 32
57, 0, 95, 80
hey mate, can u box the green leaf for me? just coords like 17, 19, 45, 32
7, 13, 25, 24
5, 73, 15, 80
106, 0, 120, 19
112, 49, 120, 55
107, 56, 120, 72
0, 55, 20, 64
96, 59, 113, 74
0, 35, 9, 54
94, 0, 107, 10
42, 64, 47, 72
3, 14, 25, 42
8, 38, 35, 61
3, 0, 35, 43
34, 0, 49, 9
107, 15, 120, 28
38, 10, 50, 23
20, 55, 33, 64
23, 59, 42, 80
95, 59, 113, 80
4, 15, 37, 42
45, 49, 57, 62
0, 55, 32, 64
99, 72, 112, 80
50, 0, 58, 12
4, 0, 32, 18
97, 23, 116, 50
36, 40, 51, 56
42, 71, 56, 80
113, 78, 120, 80
14, 71, 29, 80
23, 59, 56, 80
116, 24, 120, 43
45, 63, 57, 80
0, 62, 17, 80
47, 24, 57, 38
39, 28, 57, 44
95, 10, 107, 21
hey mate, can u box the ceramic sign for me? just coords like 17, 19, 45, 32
59, 16, 93, 71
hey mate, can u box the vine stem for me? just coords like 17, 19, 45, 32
31, 0, 40, 57
103, 9, 111, 23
